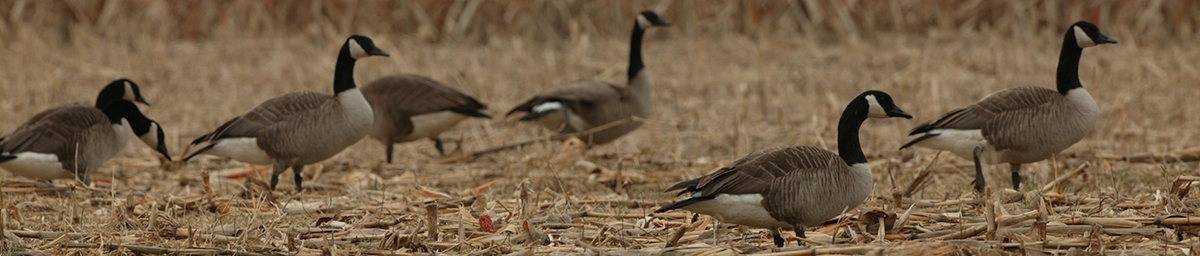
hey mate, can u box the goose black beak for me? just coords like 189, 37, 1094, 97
1095, 33, 1118, 44
156, 144, 172, 161
889, 108, 913, 119
136, 96, 151, 106
368, 48, 390, 57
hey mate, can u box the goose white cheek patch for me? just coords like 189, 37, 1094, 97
1073, 26, 1096, 48
348, 39, 368, 59
123, 81, 136, 102
636, 15, 651, 29
864, 95, 887, 118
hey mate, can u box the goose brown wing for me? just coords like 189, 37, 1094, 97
363, 75, 489, 136
0, 106, 107, 167
668, 146, 841, 197
909, 86, 1060, 134
505, 80, 623, 116
192, 91, 330, 144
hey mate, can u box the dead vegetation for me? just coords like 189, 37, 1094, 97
2, 0, 1200, 255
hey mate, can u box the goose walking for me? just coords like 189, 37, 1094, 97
360, 74, 490, 162
183, 35, 390, 191
0, 101, 165, 184
900, 21, 1117, 192
656, 91, 912, 247
506, 11, 670, 145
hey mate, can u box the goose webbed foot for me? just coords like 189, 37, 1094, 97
770, 229, 785, 247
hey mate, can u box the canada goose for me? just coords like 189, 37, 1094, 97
0, 78, 169, 161
505, 11, 671, 145
360, 74, 490, 162
899, 21, 1117, 193
0, 101, 164, 184
656, 91, 912, 247
182, 35, 390, 191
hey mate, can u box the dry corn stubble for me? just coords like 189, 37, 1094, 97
1, 1, 1200, 254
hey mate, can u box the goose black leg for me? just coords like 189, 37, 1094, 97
385, 144, 395, 163
770, 229, 785, 247
292, 165, 305, 192
432, 137, 446, 156
792, 224, 807, 246
1009, 163, 1022, 190
270, 160, 294, 190
972, 146, 986, 193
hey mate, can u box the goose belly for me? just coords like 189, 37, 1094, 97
681, 194, 791, 230
0, 152, 75, 180
208, 138, 274, 165
528, 103, 590, 133
911, 129, 988, 161
400, 111, 469, 141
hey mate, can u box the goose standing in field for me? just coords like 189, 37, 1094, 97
899, 21, 1117, 193
0, 101, 165, 184
506, 11, 671, 145
656, 91, 912, 247
182, 35, 390, 191
1, 78, 171, 161
360, 74, 490, 162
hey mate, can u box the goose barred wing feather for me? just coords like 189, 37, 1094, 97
910, 86, 1059, 134
363, 75, 489, 117
505, 80, 624, 116
0, 106, 110, 170
191, 91, 330, 144
669, 146, 842, 197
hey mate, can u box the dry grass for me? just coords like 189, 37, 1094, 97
3, 1, 1200, 255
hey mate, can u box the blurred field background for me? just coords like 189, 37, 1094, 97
2, 0, 1200, 255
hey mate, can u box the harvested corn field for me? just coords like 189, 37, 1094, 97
1, 1, 1200, 255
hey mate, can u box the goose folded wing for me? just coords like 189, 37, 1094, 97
0, 106, 105, 160
366, 75, 488, 118
505, 80, 623, 116
910, 86, 1061, 134
195, 91, 330, 143
682, 146, 839, 197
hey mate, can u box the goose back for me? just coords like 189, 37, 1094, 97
361, 74, 489, 143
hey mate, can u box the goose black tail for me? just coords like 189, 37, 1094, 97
182, 144, 216, 162
0, 153, 15, 163
451, 108, 493, 119
655, 196, 714, 213
899, 132, 940, 149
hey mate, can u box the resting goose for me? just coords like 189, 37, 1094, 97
183, 35, 390, 191
900, 21, 1117, 192
657, 90, 912, 247
505, 11, 671, 145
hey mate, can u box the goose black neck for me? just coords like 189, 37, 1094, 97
95, 88, 121, 108
1056, 30, 1084, 94
627, 23, 646, 82
333, 50, 358, 94
101, 102, 147, 128
836, 99, 869, 166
